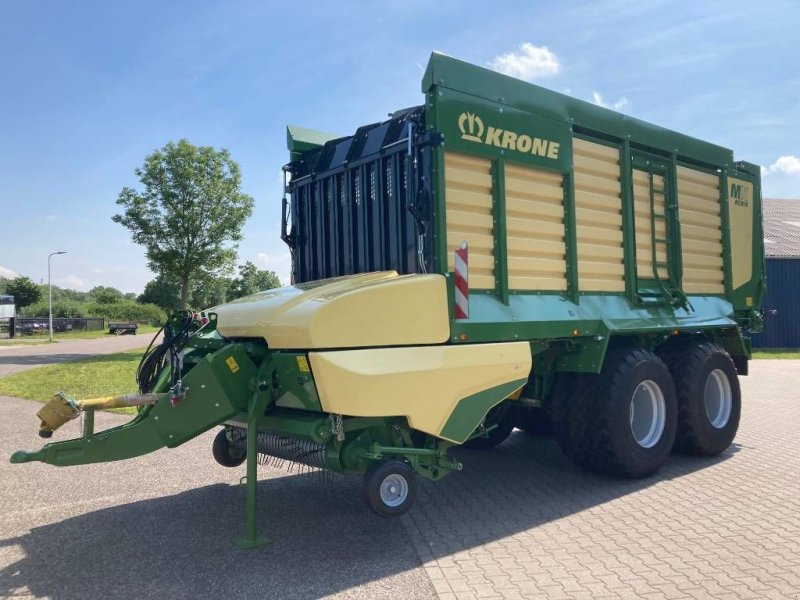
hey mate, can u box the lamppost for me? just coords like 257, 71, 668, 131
48, 251, 66, 342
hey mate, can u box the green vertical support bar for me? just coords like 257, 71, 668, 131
492, 159, 509, 304
667, 154, 683, 288
429, 89, 449, 274
234, 383, 271, 549
82, 409, 94, 438
619, 141, 637, 303
563, 166, 579, 303
719, 171, 733, 296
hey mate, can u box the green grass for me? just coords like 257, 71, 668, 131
0, 350, 145, 413
752, 348, 800, 359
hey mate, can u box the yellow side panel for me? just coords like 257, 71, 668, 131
309, 342, 532, 443
445, 152, 494, 289
214, 272, 450, 349
573, 138, 624, 292
677, 166, 724, 294
504, 162, 566, 291
727, 177, 754, 290
633, 170, 668, 280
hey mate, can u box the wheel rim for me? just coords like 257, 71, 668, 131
380, 473, 409, 508
704, 369, 732, 429
629, 379, 666, 448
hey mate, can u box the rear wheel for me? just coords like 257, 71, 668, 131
212, 428, 247, 467
363, 460, 417, 517
587, 348, 678, 478
666, 343, 741, 456
552, 373, 598, 466
463, 402, 514, 449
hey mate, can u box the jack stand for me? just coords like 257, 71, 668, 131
234, 384, 271, 549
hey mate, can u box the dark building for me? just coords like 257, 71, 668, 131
751, 199, 800, 348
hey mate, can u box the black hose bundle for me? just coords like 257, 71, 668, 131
136, 311, 194, 393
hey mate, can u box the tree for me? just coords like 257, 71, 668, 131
90, 286, 124, 304
113, 139, 255, 309
6, 276, 41, 308
227, 261, 281, 300
139, 274, 181, 312
191, 274, 230, 309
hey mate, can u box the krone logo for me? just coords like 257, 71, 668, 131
458, 112, 484, 142
454, 110, 561, 161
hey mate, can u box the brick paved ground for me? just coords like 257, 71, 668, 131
1, 359, 798, 599
404, 358, 800, 600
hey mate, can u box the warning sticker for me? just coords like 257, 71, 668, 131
226, 356, 240, 373
296, 356, 310, 373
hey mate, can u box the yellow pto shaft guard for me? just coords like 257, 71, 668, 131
37, 391, 165, 438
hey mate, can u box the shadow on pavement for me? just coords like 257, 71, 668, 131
0, 430, 736, 600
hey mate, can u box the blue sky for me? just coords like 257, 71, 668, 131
1, 0, 798, 293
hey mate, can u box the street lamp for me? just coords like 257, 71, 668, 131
48, 251, 67, 342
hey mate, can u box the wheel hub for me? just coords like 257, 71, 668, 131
629, 379, 666, 449
380, 473, 409, 508
704, 369, 732, 429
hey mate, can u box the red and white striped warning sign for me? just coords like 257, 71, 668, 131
454, 241, 469, 319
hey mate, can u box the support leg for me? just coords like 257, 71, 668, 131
234, 388, 270, 548
83, 409, 95, 437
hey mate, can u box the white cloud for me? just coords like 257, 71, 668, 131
54, 274, 90, 291
488, 43, 560, 81
255, 252, 290, 267
45, 214, 60, 222
254, 252, 291, 285
0, 265, 17, 278
591, 91, 628, 111
762, 155, 800, 176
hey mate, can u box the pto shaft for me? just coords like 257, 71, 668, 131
36, 391, 165, 438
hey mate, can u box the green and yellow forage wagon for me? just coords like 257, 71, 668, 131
12, 53, 764, 547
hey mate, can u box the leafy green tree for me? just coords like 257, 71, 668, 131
113, 139, 255, 309
139, 274, 181, 312
22, 300, 87, 318
227, 261, 281, 300
6, 276, 42, 308
191, 274, 230, 309
90, 286, 124, 304
46, 284, 89, 303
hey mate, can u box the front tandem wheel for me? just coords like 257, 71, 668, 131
363, 460, 417, 517
555, 348, 678, 478
212, 428, 247, 467
589, 348, 678, 478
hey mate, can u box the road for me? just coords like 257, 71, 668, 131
1, 360, 799, 599
0, 334, 160, 376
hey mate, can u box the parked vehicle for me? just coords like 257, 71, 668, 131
13, 53, 764, 547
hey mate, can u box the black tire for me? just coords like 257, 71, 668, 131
363, 460, 417, 517
212, 428, 247, 467
518, 407, 553, 436
588, 348, 678, 478
552, 373, 598, 466
463, 402, 514, 449
665, 343, 741, 456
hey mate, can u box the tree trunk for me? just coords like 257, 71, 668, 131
180, 275, 190, 310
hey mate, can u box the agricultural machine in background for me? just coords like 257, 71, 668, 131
12, 53, 764, 548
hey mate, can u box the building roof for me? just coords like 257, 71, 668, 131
763, 199, 800, 257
